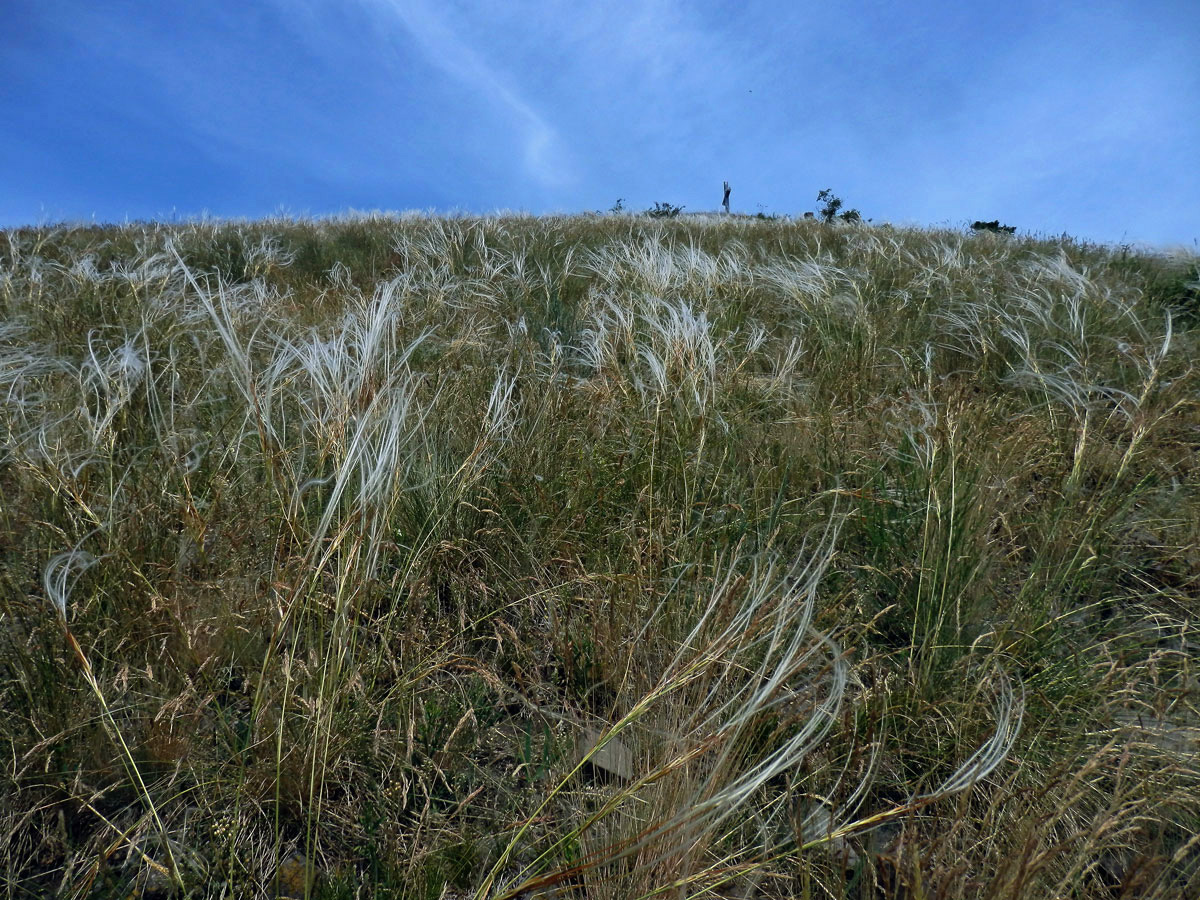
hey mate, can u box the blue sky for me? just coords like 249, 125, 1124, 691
2, 0, 1197, 246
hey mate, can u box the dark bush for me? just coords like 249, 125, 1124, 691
646, 202, 684, 219
971, 220, 1017, 235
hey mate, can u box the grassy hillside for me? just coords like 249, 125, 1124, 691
1, 214, 1198, 899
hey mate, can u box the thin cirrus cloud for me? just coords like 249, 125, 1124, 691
361, 0, 577, 190
348, 0, 765, 205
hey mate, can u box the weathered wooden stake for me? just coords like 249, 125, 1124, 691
722, 181, 731, 214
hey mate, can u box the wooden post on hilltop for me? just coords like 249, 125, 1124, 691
722, 181, 731, 214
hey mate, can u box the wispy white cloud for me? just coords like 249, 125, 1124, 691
366, 0, 576, 189
371, 0, 764, 207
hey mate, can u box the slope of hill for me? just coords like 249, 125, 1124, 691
1, 214, 1197, 898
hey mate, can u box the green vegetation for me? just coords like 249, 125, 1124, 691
645, 202, 684, 219
816, 190, 862, 224
1, 213, 1197, 898
970, 221, 1017, 236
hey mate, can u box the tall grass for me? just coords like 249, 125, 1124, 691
0, 214, 1196, 898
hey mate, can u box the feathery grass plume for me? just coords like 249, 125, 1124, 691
0, 324, 67, 421
41, 548, 185, 892
483, 519, 1026, 900
78, 330, 148, 448
636, 296, 723, 415
478, 525, 846, 900
42, 547, 96, 623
